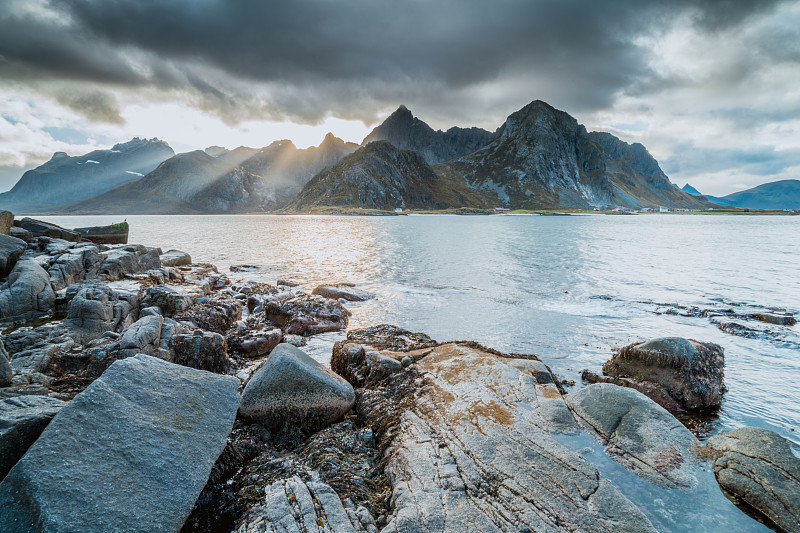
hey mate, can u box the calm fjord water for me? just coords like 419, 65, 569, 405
42, 214, 800, 444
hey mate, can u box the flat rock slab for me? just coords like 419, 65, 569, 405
0, 354, 239, 533
708, 427, 800, 533
0, 396, 65, 481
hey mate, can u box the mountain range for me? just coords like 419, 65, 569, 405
681, 181, 800, 210
0, 100, 737, 214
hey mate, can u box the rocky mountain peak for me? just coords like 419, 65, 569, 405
50, 152, 69, 161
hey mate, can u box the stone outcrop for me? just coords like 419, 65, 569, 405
708, 427, 800, 533
236, 475, 379, 533
160, 249, 192, 267
171, 329, 228, 373
0, 396, 65, 480
65, 283, 140, 343
0, 260, 56, 321
599, 337, 725, 410
0, 234, 26, 278
45, 242, 104, 291
327, 333, 660, 532
239, 343, 355, 434
312, 283, 374, 302
0, 354, 239, 532
14, 218, 80, 242
174, 298, 242, 334
98, 244, 161, 280
142, 284, 201, 316
262, 294, 351, 335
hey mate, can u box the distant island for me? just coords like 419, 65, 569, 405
1, 100, 797, 215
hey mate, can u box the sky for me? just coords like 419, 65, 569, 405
1, 0, 798, 196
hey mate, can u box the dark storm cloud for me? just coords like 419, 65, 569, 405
0, 0, 787, 123
54, 89, 124, 124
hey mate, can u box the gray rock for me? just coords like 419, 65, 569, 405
65, 283, 139, 344
0, 338, 12, 386
0, 354, 239, 533
16, 218, 80, 242
602, 337, 725, 409
0, 260, 56, 321
47, 244, 103, 291
566, 383, 700, 488
174, 298, 242, 334
344, 339, 658, 532
160, 249, 191, 267
0, 396, 65, 481
98, 244, 161, 280
172, 329, 228, 373
0, 211, 13, 235
118, 314, 164, 351
142, 285, 198, 316
239, 343, 354, 433
8, 227, 32, 242
708, 427, 800, 533
312, 283, 374, 302
236, 476, 374, 533
262, 294, 351, 335
0, 234, 26, 279
230, 327, 282, 358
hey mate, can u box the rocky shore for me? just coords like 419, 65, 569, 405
0, 213, 797, 533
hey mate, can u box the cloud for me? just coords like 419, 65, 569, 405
54, 89, 124, 124
0, 0, 784, 125
0, 0, 797, 196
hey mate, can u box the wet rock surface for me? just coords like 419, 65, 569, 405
708, 427, 800, 533
0, 354, 239, 533
598, 337, 725, 410
312, 283, 374, 302
263, 293, 351, 335
239, 343, 355, 434
566, 383, 701, 488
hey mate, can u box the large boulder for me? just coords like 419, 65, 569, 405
239, 343, 355, 434
0, 354, 239, 533
312, 283, 374, 302
0, 234, 26, 279
566, 383, 701, 488
0, 396, 65, 481
160, 249, 191, 267
0, 211, 13, 235
262, 294, 351, 335
0, 260, 56, 321
9, 227, 32, 242
708, 427, 800, 533
15, 218, 80, 242
174, 298, 242, 334
601, 337, 724, 410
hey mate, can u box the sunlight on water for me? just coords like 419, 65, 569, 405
40, 214, 800, 445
